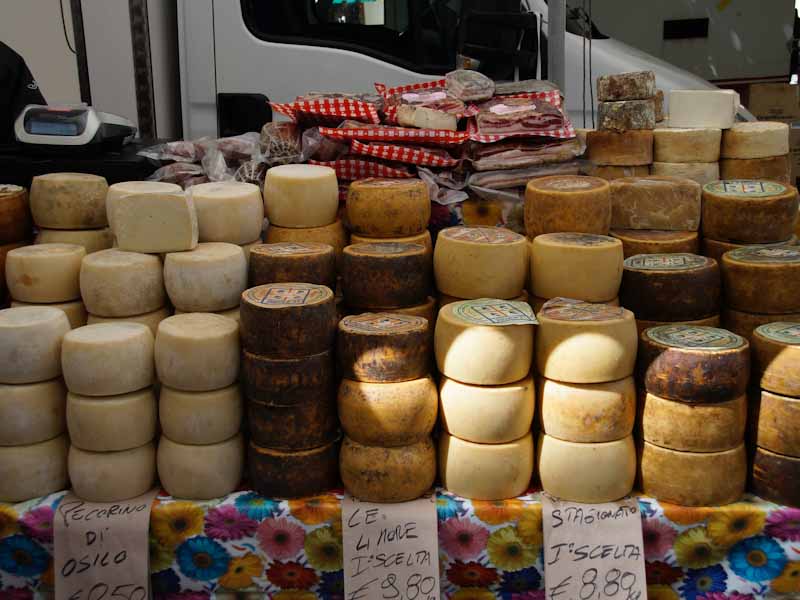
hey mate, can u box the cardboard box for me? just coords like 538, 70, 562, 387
748, 83, 800, 120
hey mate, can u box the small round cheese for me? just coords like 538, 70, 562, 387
0, 306, 70, 384
653, 127, 722, 163
720, 156, 791, 184
80, 249, 165, 317
347, 178, 430, 238
159, 384, 242, 446
157, 433, 244, 500
67, 388, 156, 451
264, 220, 349, 267
721, 121, 790, 159
36, 227, 113, 254
264, 164, 339, 228
635, 314, 720, 337
188, 182, 264, 244
344, 242, 430, 309
105, 180, 182, 232
30, 173, 108, 229
0, 378, 66, 446
721, 245, 800, 313
11, 299, 87, 329
249, 242, 336, 289
350, 230, 432, 257
754, 389, 800, 455
0, 434, 68, 502
164, 242, 247, 312
87, 306, 172, 336
610, 229, 699, 258
69, 442, 156, 502
524, 175, 611, 237
751, 321, 800, 397
5, 243, 85, 302
752, 446, 800, 507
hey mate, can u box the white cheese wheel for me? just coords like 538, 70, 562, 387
159, 384, 242, 445
80, 249, 165, 317
87, 306, 172, 336
0, 306, 70, 384
105, 181, 182, 232
113, 191, 198, 253
530, 233, 623, 302
439, 432, 533, 500
157, 433, 244, 500
0, 434, 68, 502
154, 313, 239, 392
653, 128, 722, 163
10, 299, 87, 329
264, 164, 339, 228
69, 442, 156, 502
30, 173, 109, 229
668, 90, 739, 129
164, 242, 247, 312
5, 243, 85, 302
188, 181, 265, 244
0, 378, 66, 446
439, 374, 534, 444
67, 388, 156, 452
650, 162, 720, 186
61, 323, 154, 396
36, 228, 114, 254
721, 121, 790, 159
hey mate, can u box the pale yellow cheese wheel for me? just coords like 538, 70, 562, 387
721, 121, 790, 159
87, 306, 172, 336
0, 306, 70, 384
264, 165, 339, 228
157, 433, 244, 500
189, 181, 265, 244
80, 249, 165, 317
5, 243, 85, 302
164, 242, 247, 312
11, 299, 87, 329
0, 378, 66, 446
69, 442, 156, 502
159, 384, 242, 445
106, 181, 182, 232
36, 227, 114, 254
30, 173, 109, 229
67, 388, 157, 452
653, 127, 721, 163
0, 434, 69, 502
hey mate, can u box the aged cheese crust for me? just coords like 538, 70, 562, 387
721, 245, 800, 313
721, 121, 790, 159
650, 162, 720, 186
525, 176, 611, 237
157, 434, 244, 500
80, 249, 165, 317
598, 99, 656, 132
265, 220, 349, 268
721, 157, 791, 187
755, 389, 800, 456
610, 229, 699, 258
597, 71, 656, 101
350, 230, 432, 258
30, 173, 108, 229
702, 235, 798, 264
653, 128, 721, 163
722, 308, 800, 343
249, 438, 340, 499
585, 130, 654, 166
610, 176, 701, 231
751, 322, 800, 396
36, 227, 113, 255
0, 185, 31, 245
249, 393, 338, 450
249, 242, 336, 289
347, 178, 430, 238
242, 349, 334, 405
343, 242, 430, 309
264, 165, 339, 228
87, 306, 171, 336
751, 446, 800, 507
105, 181, 182, 232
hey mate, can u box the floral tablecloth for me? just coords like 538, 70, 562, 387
1, 489, 799, 599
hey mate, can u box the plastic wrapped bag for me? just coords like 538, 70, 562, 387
138, 139, 206, 162
146, 162, 206, 187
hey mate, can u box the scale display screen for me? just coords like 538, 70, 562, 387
23, 108, 88, 137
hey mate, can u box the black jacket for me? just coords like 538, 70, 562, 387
0, 42, 46, 143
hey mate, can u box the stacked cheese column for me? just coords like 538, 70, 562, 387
751, 322, 800, 506
651, 127, 721, 185
0, 306, 70, 502
0, 185, 32, 305
436, 298, 535, 500
62, 323, 157, 502
241, 283, 339, 498
338, 313, 437, 502
720, 122, 792, 184
155, 314, 244, 499
638, 325, 749, 506
537, 299, 639, 502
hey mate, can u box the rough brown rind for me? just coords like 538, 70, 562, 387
248, 396, 339, 450
347, 179, 431, 238
524, 175, 611, 237
654, 89, 664, 122
597, 71, 656, 101
342, 242, 430, 309
0, 186, 31, 245
755, 390, 800, 456
242, 350, 334, 405
610, 229, 699, 258
721, 246, 800, 314
586, 130, 654, 166
653, 128, 721, 163
752, 446, 800, 507
751, 324, 800, 397
249, 242, 336, 289
598, 99, 656, 132
722, 308, 800, 344
702, 235, 798, 264
610, 176, 701, 231
248, 438, 340, 499
720, 156, 791, 184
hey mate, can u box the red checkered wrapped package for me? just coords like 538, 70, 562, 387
308, 157, 414, 180
318, 125, 468, 147
350, 140, 459, 167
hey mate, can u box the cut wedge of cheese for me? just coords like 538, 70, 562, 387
347, 178, 430, 237
0, 306, 70, 384
525, 176, 611, 237
164, 243, 247, 312
5, 243, 85, 302
69, 442, 155, 502
157, 434, 244, 500
0, 434, 68, 502
721, 245, 800, 313
264, 164, 339, 228
80, 249, 164, 317
188, 181, 264, 244
113, 191, 198, 253
160, 384, 242, 446
0, 378, 66, 446
30, 173, 108, 229
668, 90, 738, 129
105, 181, 182, 232
67, 388, 156, 452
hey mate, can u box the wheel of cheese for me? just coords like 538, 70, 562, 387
653, 128, 722, 163
755, 389, 800, 456
435, 299, 534, 385
113, 191, 198, 254
61, 323, 154, 396
610, 229, 699, 258
585, 130, 654, 166
635, 314, 720, 337
720, 155, 791, 184
69, 442, 155, 502
343, 242, 430, 309
160, 384, 241, 446
1, 241, 28, 296
188, 181, 264, 244
350, 230, 432, 258
722, 308, 800, 343
609, 176, 701, 231
347, 179, 430, 237
721, 245, 800, 313
597, 71, 656, 101
86, 306, 172, 336
36, 228, 113, 254
0, 185, 31, 245
242, 349, 334, 405
264, 220, 349, 267
702, 180, 799, 244
598, 99, 655, 131
668, 90, 739, 129
340, 436, 436, 503
164, 243, 247, 312
721, 121, 790, 159
539, 376, 635, 443
538, 434, 635, 502
240, 283, 337, 357
158, 434, 244, 500
751, 322, 800, 396
105, 181, 182, 232
67, 388, 156, 451
638, 325, 749, 403
536, 299, 637, 384
530, 295, 619, 315
5, 243, 84, 302
11, 299, 87, 329
154, 313, 239, 392
30, 173, 108, 229
524, 176, 611, 237
249, 242, 336, 289
264, 165, 338, 228
249, 392, 338, 450
639, 441, 746, 506
0, 306, 70, 384
439, 432, 533, 500
0, 434, 68, 502
753, 446, 800, 507
80, 249, 164, 317
440, 290, 528, 309
530, 233, 623, 302
702, 235, 798, 264
386, 295, 437, 326
0, 378, 66, 446
249, 438, 340, 499
582, 165, 651, 180
650, 162, 720, 186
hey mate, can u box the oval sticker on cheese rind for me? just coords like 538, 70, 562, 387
624, 253, 709, 271
451, 298, 538, 326
341, 313, 427, 334
244, 283, 332, 306
645, 325, 745, 350
703, 180, 787, 197
440, 226, 523, 245
755, 321, 800, 345
540, 297, 625, 322
727, 245, 800, 263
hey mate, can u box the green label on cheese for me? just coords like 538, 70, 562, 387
646, 325, 744, 350
624, 253, 708, 270
246, 283, 330, 306
443, 226, 523, 244
728, 245, 800, 263
355, 242, 422, 255
550, 233, 617, 247
343, 313, 426, 334
541, 297, 625, 322
453, 298, 537, 326
704, 180, 787, 197
264, 242, 324, 256
756, 321, 800, 345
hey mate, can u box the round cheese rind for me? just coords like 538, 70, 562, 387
0, 434, 68, 502
650, 162, 720, 186
67, 388, 156, 452
105, 181, 182, 232
721, 121, 790, 159
36, 227, 113, 254
347, 179, 430, 238
0, 306, 70, 384
524, 176, 611, 237
188, 181, 264, 244
537, 434, 635, 503
539, 376, 634, 443
722, 308, 800, 344
610, 229, 699, 258
264, 165, 338, 228
11, 299, 87, 329
5, 243, 85, 302
720, 156, 791, 184
751, 321, 800, 396
668, 90, 739, 129
343, 242, 430, 309
157, 433, 244, 500
350, 230, 432, 257
702, 235, 798, 264
439, 432, 533, 500
0, 184, 31, 245
752, 446, 800, 507
249, 242, 336, 289
160, 384, 242, 446
264, 220, 349, 267
653, 127, 722, 163
585, 130, 654, 166
721, 245, 800, 313
530, 233, 623, 302
435, 300, 534, 385
164, 242, 247, 312
80, 249, 165, 317
440, 374, 534, 444
635, 314, 720, 337
86, 306, 172, 336
61, 323, 154, 396
754, 389, 800, 456
30, 173, 108, 229
69, 442, 155, 502
340, 436, 436, 503
249, 438, 340, 499
154, 313, 239, 392
242, 349, 334, 406
536, 300, 637, 384
582, 165, 650, 180
0, 378, 66, 446
640, 441, 746, 506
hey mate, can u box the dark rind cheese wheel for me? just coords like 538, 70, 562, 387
752, 446, 800, 507
635, 314, 720, 338
342, 242, 430, 309
755, 389, 800, 456
702, 180, 799, 244
249, 242, 336, 289
611, 229, 699, 258
240, 283, 337, 357
241, 350, 334, 405
585, 130, 654, 166
347, 178, 430, 238
338, 313, 429, 382
638, 325, 750, 403
248, 395, 339, 450
720, 156, 791, 184
0, 185, 31, 245
702, 235, 798, 264
721, 245, 800, 314
751, 322, 800, 397
248, 438, 340, 499
722, 308, 800, 344
524, 175, 611, 237
620, 253, 719, 321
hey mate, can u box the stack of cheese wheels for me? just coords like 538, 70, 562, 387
338, 313, 437, 502
61, 322, 157, 502
608, 176, 703, 258
720, 122, 791, 184
155, 314, 244, 499
536, 298, 638, 502
0, 307, 70, 501
638, 325, 749, 506
651, 128, 721, 185
620, 253, 721, 335
0, 185, 33, 303
241, 283, 339, 498
751, 322, 800, 506
436, 298, 536, 500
